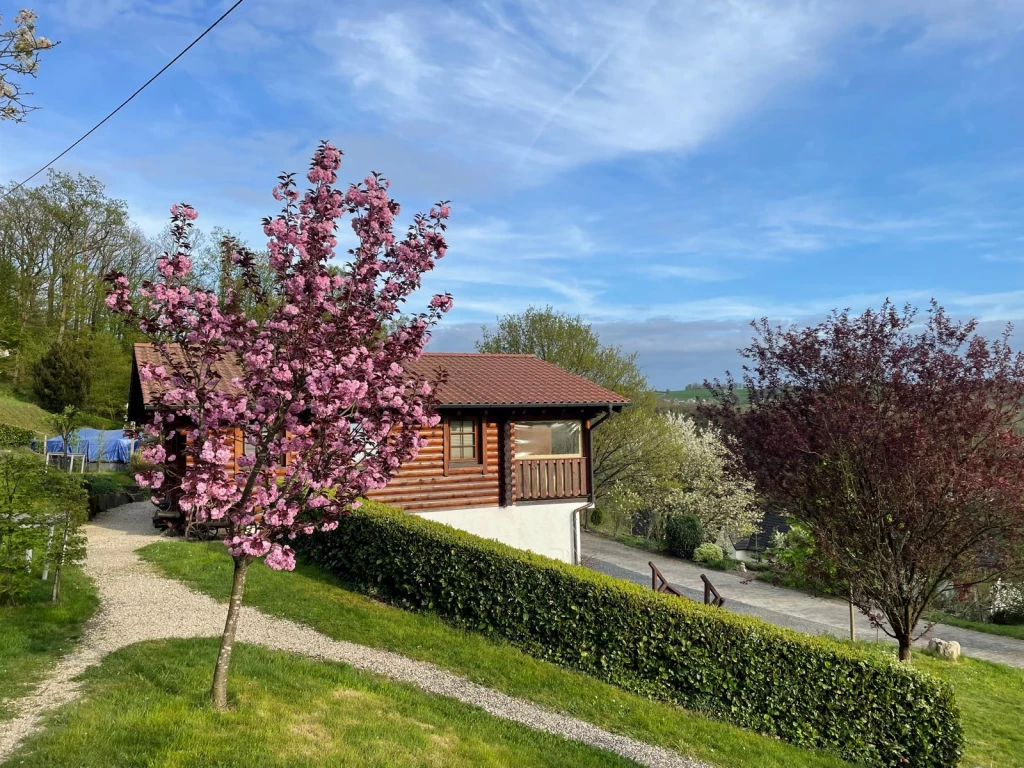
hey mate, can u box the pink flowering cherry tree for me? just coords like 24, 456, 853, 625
106, 141, 452, 709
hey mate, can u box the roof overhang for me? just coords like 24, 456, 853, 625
435, 402, 628, 410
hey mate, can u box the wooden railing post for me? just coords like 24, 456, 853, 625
515, 457, 587, 501
700, 574, 725, 608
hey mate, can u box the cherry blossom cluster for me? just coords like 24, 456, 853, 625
106, 141, 452, 569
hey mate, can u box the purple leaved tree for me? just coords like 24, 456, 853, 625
106, 142, 452, 709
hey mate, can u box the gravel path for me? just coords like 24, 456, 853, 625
0, 503, 708, 768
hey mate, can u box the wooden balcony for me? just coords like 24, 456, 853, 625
516, 457, 588, 501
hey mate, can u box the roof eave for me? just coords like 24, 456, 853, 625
435, 401, 628, 410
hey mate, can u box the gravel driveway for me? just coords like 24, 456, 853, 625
0, 502, 707, 768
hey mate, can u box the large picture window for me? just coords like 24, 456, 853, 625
448, 419, 479, 462
515, 420, 582, 458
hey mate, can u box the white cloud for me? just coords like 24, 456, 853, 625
317, 0, 1024, 174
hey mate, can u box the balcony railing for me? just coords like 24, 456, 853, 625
516, 457, 587, 501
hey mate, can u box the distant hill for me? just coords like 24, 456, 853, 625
661, 387, 749, 404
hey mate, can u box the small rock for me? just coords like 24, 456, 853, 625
927, 638, 961, 662
737, 562, 747, 573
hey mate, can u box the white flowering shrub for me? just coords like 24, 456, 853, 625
663, 414, 762, 540
990, 579, 1024, 623
603, 481, 644, 537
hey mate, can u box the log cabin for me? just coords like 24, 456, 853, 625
128, 345, 629, 563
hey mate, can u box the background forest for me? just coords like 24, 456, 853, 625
0, 170, 253, 429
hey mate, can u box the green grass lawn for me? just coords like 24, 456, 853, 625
6, 639, 638, 768
0, 567, 98, 720
0, 392, 58, 434
911, 652, 1024, 767
924, 611, 1024, 641
586, 527, 667, 554
83, 470, 138, 490
139, 541, 850, 768
0, 390, 120, 434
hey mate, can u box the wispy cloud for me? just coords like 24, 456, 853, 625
643, 264, 736, 282
315, 1, 1024, 175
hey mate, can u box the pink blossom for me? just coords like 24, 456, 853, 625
103, 140, 450, 573
265, 544, 296, 571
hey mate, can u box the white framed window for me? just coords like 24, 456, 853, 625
448, 418, 479, 462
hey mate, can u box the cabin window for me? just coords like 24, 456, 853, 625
448, 418, 479, 462
515, 420, 582, 458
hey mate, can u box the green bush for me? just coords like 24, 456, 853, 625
588, 506, 603, 526
81, 474, 121, 495
665, 514, 703, 558
0, 423, 35, 447
693, 542, 724, 564
128, 450, 154, 477
766, 524, 843, 596
300, 503, 963, 768
1, 453, 88, 604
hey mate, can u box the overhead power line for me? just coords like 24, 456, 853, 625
2, 0, 247, 200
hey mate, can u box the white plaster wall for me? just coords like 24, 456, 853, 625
419, 502, 584, 563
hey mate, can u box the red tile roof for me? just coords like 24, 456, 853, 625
408, 353, 630, 407
133, 343, 245, 407
133, 345, 629, 409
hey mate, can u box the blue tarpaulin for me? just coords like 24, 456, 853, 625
42, 429, 139, 463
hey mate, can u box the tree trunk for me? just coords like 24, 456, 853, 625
211, 554, 251, 710
51, 515, 70, 602
897, 633, 912, 662
41, 525, 55, 581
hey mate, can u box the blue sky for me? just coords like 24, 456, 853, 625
4, 1, 1024, 387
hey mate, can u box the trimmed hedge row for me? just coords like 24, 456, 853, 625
0, 422, 35, 447
300, 502, 963, 768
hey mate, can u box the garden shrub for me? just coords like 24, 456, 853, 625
665, 514, 703, 558
128, 449, 154, 477
81, 475, 121, 495
765, 524, 843, 595
693, 542, 724, 564
588, 506, 603, 526
990, 579, 1024, 625
300, 502, 963, 768
0, 422, 35, 447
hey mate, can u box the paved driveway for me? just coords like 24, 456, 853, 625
583, 531, 1024, 668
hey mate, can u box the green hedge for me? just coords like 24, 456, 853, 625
300, 502, 963, 768
0, 422, 36, 447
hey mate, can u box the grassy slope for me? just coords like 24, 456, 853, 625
139, 541, 849, 768
911, 652, 1024, 767
0, 567, 99, 720
925, 611, 1024, 641
6, 639, 637, 768
0, 394, 58, 433
0, 390, 119, 433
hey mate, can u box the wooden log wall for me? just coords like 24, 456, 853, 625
366, 419, 501, 512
